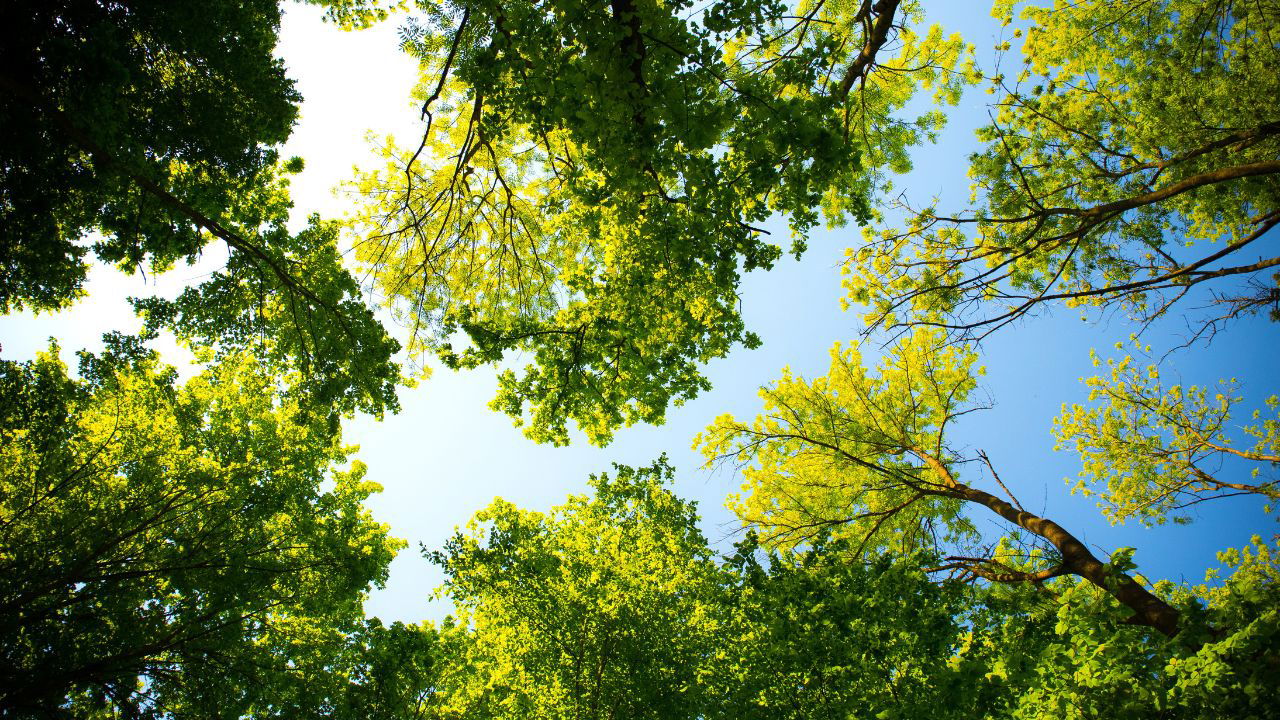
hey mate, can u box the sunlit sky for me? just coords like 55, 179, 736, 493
2, 2, 1275, 626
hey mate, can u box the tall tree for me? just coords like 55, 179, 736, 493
425, 460, 722, 719
0, 339, 402, 716
0, 0, 294, 312
349, 0, 973, 444
844, 0, 1280, 340
699, 328, 1185, 637
698, 329, 1280, 714
0, 0, 402, 418
420, 460, 1006, 720
710, 537, 1003, 720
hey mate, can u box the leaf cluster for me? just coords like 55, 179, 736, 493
350, 0, 973, 444
0, 342, 403, 716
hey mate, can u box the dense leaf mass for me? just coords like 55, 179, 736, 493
1, 0, 1277, 717
422, 462, 1003, 720
0, 0, 298, 311
351, 0, 970, 444
400, 465, 1279, 720
0, 342, 401, 716
0, 0, 404, 419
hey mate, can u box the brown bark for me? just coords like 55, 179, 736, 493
954, 483, 1181, 637
835, 0, 900, 100
1081, 160, 1280, 218
917, 451, 1182, 637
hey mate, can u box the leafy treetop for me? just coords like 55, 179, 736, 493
0, 339, 403, 716
700, 328, 1185, 637
0, 0, 404, 419
350, 0, 973, 444
844, 0, 1280, 340
1054, 339, 1280, 526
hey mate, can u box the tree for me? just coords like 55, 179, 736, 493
1054, 340, 1280, 526
700, 328, 1183, 637
698, 329, 1280, 715
349, 0, 973, 444
418, 460, 1011, 720
425, 460, 722, 719
710, 536, 1003, 720
0, 0, 294, 312
0, 339, 402, 716
244, 617, 446, 719
843, 0, 1280, 340
0, 0, 403, 419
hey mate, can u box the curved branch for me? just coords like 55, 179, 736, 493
910, 448, 1183, 638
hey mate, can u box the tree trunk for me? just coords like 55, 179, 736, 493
954, 482, 1182, 638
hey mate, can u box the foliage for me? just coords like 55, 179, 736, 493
961, 536, 1280, 720
307, 0, 408, 29
1163, 535, 1280, 720
844, 0, 1280, 338
245, 617, 444, 719
425, 459, 721, 719
0, 0, 296, 312
700, 328, 1184, 637
422, 462, 1008, 720
699, 327, 980, 552
349, 0, 973, 444
1055, 340, 1280, 526
712, 537, 1001, 720
132, 210, 405, 421
0, 341, 402, 716
0, 0, 403, 418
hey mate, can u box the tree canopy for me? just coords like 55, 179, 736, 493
844, 0, 1280, 339
0, 340, 401, 716
419, 461, 1010, 720
325, 460, 1278, 719
0, 0, 297, 313
2, 0, 1277, 717
349, 0, 972, 444
0, 0, 403, 420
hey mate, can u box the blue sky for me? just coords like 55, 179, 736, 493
2, 1, 1275, 626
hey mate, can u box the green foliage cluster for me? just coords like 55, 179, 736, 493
421, 463, 1003, 720
2, 0, 1277, 716
426, 461, 721, 719
356, 466, 1279, 719
845, 0, 1280, 337
0, 0, 298, 313
1054, 339, 1280, 526
0, 340, 402, 716
350, 0, 972, 444
0, 0, 403, 419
